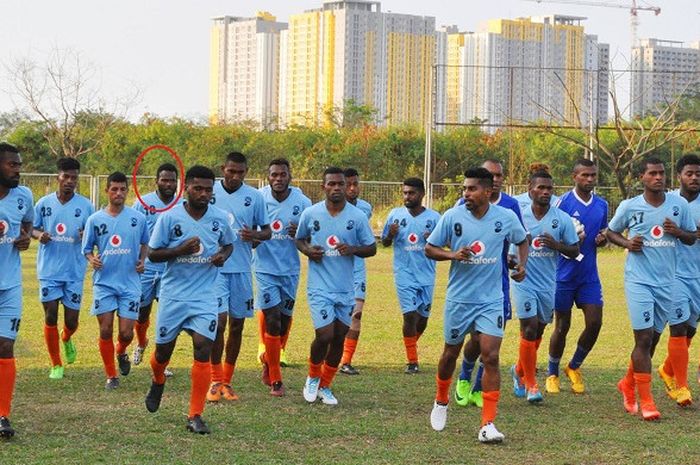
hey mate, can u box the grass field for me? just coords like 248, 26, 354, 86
1, 245, 699, 465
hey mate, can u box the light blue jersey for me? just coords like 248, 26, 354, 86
427, 204, 526, 304
82, 207, 149, 293
295, 201, 375, 294
514, 191, 559, 213
513, 205, 579, 291
381, 207, 441, 286
133, 191, 184, 273
0, 186, 34, 290
608, 194, 696, 286
254, 185, 312, 276
670, 190, 700, 278
149, 203, 234, 302
212, 181, 269, 274
34, 193, 94, 281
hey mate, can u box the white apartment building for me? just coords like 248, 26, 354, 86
209, 12, 287, 128
631, 39, 700, 117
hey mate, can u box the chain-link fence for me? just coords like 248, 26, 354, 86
19, 173, 95, 204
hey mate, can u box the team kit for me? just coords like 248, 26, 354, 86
1, 142, 700, 443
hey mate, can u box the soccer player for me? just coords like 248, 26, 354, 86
658, 153, 700, 403
82, 172, 149, 389
254, 159, 311, 396
339, 167, 373, 375
132, 163, 181, 372
0, 143, 33, 439
606, 158, 696, 420
426, 167, 527, 443
33, 157, 94, 379
381, 178, 440, 374
454, 159, 524, 408
547, 158, 609, 394
511, 171, 579, 403
208, 152, 270, 401
144, 165, 233, 434
296, 167, 376, 405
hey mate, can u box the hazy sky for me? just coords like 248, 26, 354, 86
2, 0, 698, 120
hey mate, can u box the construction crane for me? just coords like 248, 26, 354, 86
525, 0, 661, 46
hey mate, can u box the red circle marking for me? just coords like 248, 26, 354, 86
132, 145, 185, 213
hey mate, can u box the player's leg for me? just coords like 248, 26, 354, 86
115, 296, 138, 378
431, 341, 463, 431
62, 305, 79, 365
0, 286, 22, 438
303, 320, 335, 403
208, 307, 228, 402
208, 274, 230, 401
564, 283, 604, 394
456, 335, 480, 405
187, 331, 214, 434
256, 310, 266, 363
403, 311, 420, 368
42, 296, 63, 378
630, 326, 659, 419
96, 309, 119, 388
548, 284, 576, 393
317, 319, 350, 405
220, 273, 253, 399
145, 338, 176, 413
431, 299, 469, 431
133, 270, 157, 365
279, 274, 299, 367
257, 274, 285, 395
478, 333, 505, 443
340, 295, 364, 375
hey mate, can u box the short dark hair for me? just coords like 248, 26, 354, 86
637, 157, 665, 176
268, 158, 290, 169
464, 167, 494, 188
482, 158, 503, 166
529, 170, 553, 182
573, 158, 595, 171
106, 171, 128, 187
0, 142, 19, 161
676, 153, 700, 174
344, 168, 359, 178
57, 157, 80, 172
185, 165, 215, 183
323, 166, 344, 182
226, 151, 247, 165
403, 177, 425, 192
156, 163, 178, 179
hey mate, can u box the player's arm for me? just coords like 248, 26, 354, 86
663, 217, 696, 246
149, 237, 201, 263
14, 221, 32, 251
240, 224, 271, 242
295, 238, 324, 262
425, 243, 471, 261
510, 239, 528, 282
539, 233, 579, 259
381, 219, 398, 247
31, 206, 50, 243
82, 220, 102, 270
211, 243, 233, 267
337, 242, 376, 258
605, 229, 642, 252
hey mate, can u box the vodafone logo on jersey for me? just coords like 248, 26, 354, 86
650, 225, 664, 240
110, 234, 122, 247
407, 232, 419, 244
0, 220, 8, 236
326, 235, 340, 249
470, 240, 486, 257
193, 243, 204, 256
55, 223, 67, 235
532, 236, 545, 250
227, 213, 235, 226
271, 219, 284, 233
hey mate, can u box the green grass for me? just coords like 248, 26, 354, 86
2, 245, 699, 464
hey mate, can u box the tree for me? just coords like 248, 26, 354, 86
529, 72, 700, 198
6, 48, 138, 158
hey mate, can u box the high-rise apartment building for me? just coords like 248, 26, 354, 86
435, 15, 609, 129
278, 1, 435, 127
631, 39, 700, 117
209, 12, 287, 128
